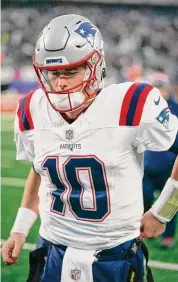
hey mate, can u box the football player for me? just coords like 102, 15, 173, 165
142, 73, 178, 248
2, 15, 178, 282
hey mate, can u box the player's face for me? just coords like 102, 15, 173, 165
47, 64, 86, 93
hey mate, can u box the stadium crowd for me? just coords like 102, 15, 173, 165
1, 4, 178, 85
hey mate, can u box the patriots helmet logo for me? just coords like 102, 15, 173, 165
156, 107, 170, 129
74, 22, 98, 47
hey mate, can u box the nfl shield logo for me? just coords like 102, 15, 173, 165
65, 129, 73, 140
71, 269, 81, 280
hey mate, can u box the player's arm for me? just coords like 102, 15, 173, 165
150, 157, 178, 223
171, 156, 178, 180
2, 98, 39, 265
20, 166, 40, 213
1, 167, 40, 265
131, 84, 178, 238
141, 157, 178, 238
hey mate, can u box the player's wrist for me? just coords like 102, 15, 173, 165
150, 177, 178, 223
149, 209, 167, 224
10, 207, 38, 237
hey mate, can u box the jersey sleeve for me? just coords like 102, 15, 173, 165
14, 91, 35, 162
133, 86, 178, 153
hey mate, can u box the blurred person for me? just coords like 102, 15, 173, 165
143, 72, 178, 248
10, 67, 39, 95
2, 14, 178, 282
169, 63, 178, 100
126, 64, 144, 82
1, 66, 14, 92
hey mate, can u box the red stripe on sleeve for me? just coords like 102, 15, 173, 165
24, 90, 35, 130
132, 84, 153, 126
17, 97, 26, 132
119, 83, 139, 126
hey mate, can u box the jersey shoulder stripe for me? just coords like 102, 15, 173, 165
119, 82, 154, 126
17, 90, 35, 131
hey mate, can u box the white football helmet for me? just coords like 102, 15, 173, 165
33, 14, 106, 112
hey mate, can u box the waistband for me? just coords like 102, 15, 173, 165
38, 235, 141, 259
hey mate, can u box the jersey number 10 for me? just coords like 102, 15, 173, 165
42, 155, 111, 222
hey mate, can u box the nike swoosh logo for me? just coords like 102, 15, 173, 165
154, 96, 161, 105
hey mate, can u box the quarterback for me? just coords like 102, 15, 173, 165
2, 14, 178, 282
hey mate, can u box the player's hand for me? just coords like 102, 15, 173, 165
140, 210, 166, 239
1, 233, 26, 265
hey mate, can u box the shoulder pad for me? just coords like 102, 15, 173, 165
17, 90, 36, 131
119, 82, 154, 126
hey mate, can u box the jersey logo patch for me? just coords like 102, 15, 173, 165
119, 83, 154, 126
156, 107, 170, 129
71, 269, 81, 280
65, 129, 74, 140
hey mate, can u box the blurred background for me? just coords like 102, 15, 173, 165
1, 0, 178, 281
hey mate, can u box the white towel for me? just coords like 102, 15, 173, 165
61, 247, 96, 282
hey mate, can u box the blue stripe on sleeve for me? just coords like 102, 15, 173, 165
20, 96, 30, 130
126, 83, 148, 126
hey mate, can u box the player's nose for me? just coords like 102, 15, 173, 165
57, 77, 69, 90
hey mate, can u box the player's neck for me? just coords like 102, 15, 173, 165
64, 101, 93, 121
60, 104, 89, 123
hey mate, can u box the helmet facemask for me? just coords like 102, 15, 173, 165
33, 50, 104, 112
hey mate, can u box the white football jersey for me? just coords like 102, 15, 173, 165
14, 82, 178, 250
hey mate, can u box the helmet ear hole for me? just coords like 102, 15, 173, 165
102, 68, 106, 79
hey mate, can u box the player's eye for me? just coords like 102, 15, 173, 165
52, 71, 61, 77
66, 71, 78, 76
48, 69, 80, 80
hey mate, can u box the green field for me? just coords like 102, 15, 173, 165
1, 114, 178, 282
